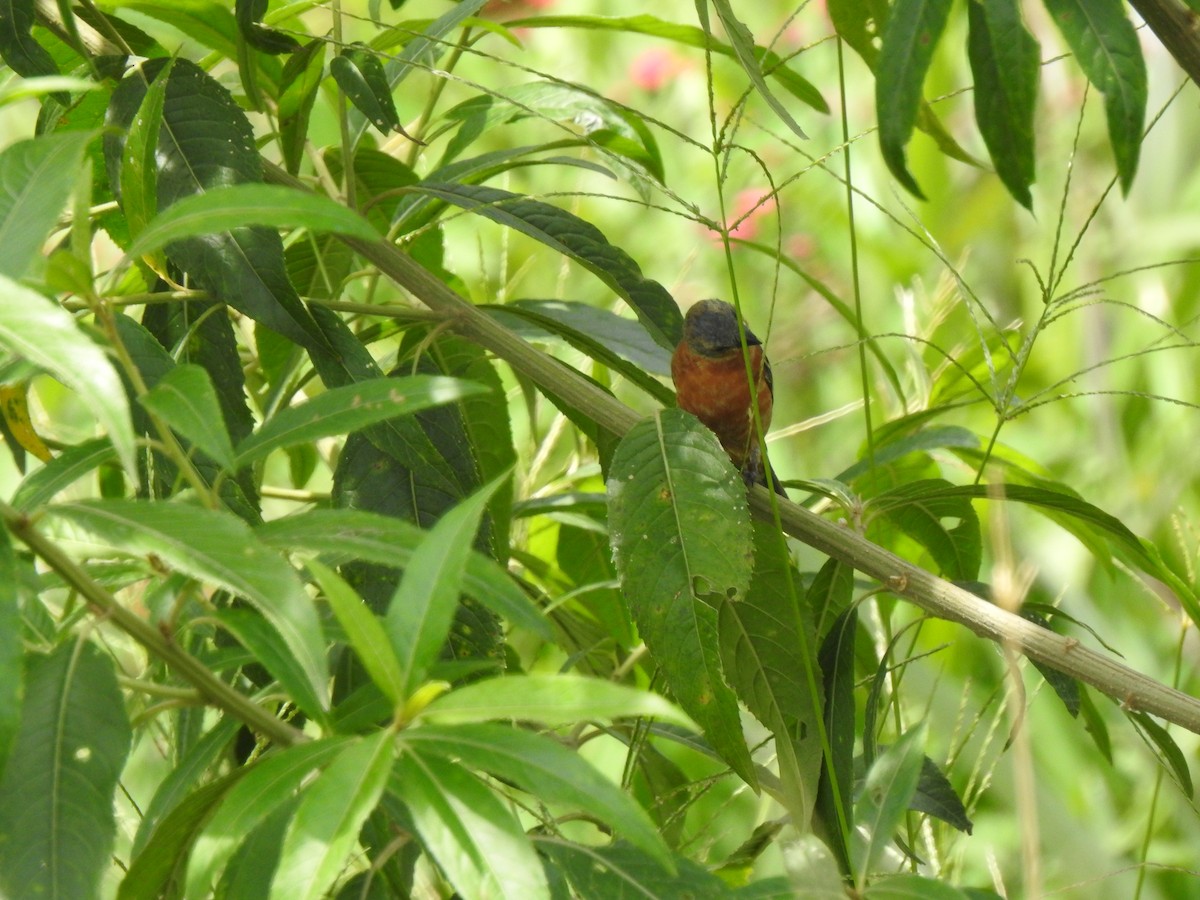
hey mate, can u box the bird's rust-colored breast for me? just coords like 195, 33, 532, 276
671, 342, 771, 469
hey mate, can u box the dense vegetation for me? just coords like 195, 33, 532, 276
1, 0, 1199, 897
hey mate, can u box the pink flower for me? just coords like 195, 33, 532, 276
706, 189, 776, 243
629, 48, 685, 93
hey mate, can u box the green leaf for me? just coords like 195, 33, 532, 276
408, 182, 683, 350
492, 300, 674, 404
855, 723, 927, 885
256, 509, 550, 639
1127, 711, 1193, 798
509, 14, 827, 113
0, 75, 99, 107
235, 0, 301, 54
269, 731, 396, 900
105, 58, 329, 353
403, 723, 671, 869
1043, 0, 1146, 193
212, 607, 328, 724
131, 718, 242, 856
392, 749, 550, 900
331, 44, 402, 135
910, 755, 973, 834
234, 375, 484, 470
0, 0, 60, 81
46, 499, 329, 712
719, 521, 823, 827
308, 560, 406, 707
607, 409, 757, 785
0, 530, 20, 782
120, 766, 246, 900
705, 0, 809, 139
419, 673, 695, 730
128, 183, 380, 261
387, 476, 507, 697
868, 478, 982, 581
279, 40, 326, 174
0, 642, 132, 900
875, 0, 953, 198
12, 438, 117, 511
0, 131, 94, 279
120, 57, 173, 245
440, 82, 664, 181
815, 608, 857, 877
0, 276, 137, 479
810, 556, 855, 640
967, 0, 1039, 209
541, 839, 731, 896
139, 363, 237, 471
186, 738, 351, 896
837, 424, 980, 484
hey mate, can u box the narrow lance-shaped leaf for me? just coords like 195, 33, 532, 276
0, 276, 137, 479
705, 0, 809, 139
387, 474, 510, 699
185, 738, 352, 897
128, 183, 380, 261
308, 560, 406, 707
0, 643, 132, 900
407, 182, 683, 350
875, 0, 953, 198
0, 0, 61, 82
392, 749, 551, 900
719, 521, 824, 827
104, 58, 332, 353
0, 529, 20, 782
0, 132, 95, 280
331, 45, 401, 136
607, 409, 757, 786
269, 731, 397, 900
967, 0, 1039, 210
139, 363, 237, 471
234, 375, 485, 470
46, 500, 330, 712
121, 58, 174, 247
854, 723, 927, 886
419, 673, 695, 730
506, 14, 827, 113
1043, 0, 1146, 193
256, 508, 550, 640
278, 40, 326, 174
235, 0, 301, 54
402, 723, 672, 869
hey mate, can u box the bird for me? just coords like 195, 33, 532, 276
671, 299, 786, 496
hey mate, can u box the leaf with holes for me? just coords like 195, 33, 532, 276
607, 409, 756, 785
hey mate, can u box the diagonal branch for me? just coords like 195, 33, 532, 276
265, 162, 1200, 736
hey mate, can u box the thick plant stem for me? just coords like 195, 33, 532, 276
0, 502, 307, 747
263, 162, 1200, 736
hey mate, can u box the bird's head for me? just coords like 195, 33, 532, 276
681, 299, 761, 357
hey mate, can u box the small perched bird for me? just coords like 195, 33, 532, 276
671, 299, 786, 495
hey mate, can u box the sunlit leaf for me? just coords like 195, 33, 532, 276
139, 363, 237, 471
393, 749, 550, 899
47, 500, 329, 712
608, 409, 756, 785
419, 673, 695, 730
0, 276, 136, 479
234, 375, 484, 470
0, 132, 94, 279
269, 732, 396, 900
